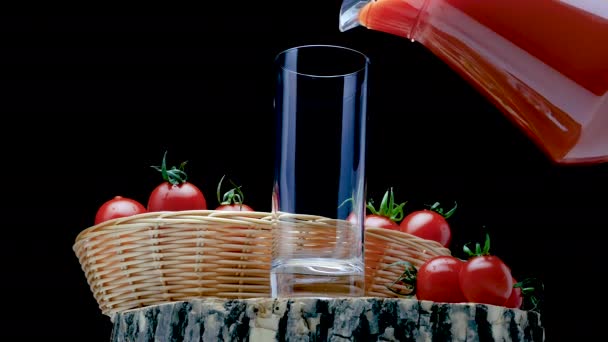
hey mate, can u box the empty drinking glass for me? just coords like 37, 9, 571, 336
270, 44, 370, 298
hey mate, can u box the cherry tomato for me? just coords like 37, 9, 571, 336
147, 152, 207, 212
364, 214, 400, 228
347, 212, 399, 228
416, 255, 467, 303
400, 210, 451, 247
459, 233, 513, 306
504, 277, 523, 309
148, 182, 207, 211
459, 255, 513, 306
215, 175, 254, 211
216, 204, 254, 211
95, 195, 146, 225
345, 188, 405, 229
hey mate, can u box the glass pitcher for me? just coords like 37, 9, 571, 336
340, 0, 608, 165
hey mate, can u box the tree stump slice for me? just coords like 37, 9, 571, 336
110, 297, 544, 341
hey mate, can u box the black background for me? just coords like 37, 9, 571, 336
2, 3, 606, 341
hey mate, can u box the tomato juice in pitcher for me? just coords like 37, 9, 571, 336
340, 0, 608, 165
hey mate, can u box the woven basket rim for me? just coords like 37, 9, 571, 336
75, 210, 274, 243
74, 210, 451, 251
75, 210, 450, 248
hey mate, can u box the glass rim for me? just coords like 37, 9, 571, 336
275, 44, 369, 78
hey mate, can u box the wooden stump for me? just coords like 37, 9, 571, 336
110, 297, 544, 341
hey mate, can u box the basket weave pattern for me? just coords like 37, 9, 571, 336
74, 210, 451, 316
364, 227, 452, 297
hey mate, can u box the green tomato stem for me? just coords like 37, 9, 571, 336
367, 188, 406, 222
217, 175, 246, 207
428, 201, 457, 218
151, 151, 188, 185
463, 233, 492, 257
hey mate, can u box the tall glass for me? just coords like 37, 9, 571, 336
270, 45, 369, 298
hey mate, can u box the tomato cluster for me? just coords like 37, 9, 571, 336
391, 234, 539, 310
357, 189, 540, 311
416, 234, 523, 308
349, 188, 456, 248
94, 152, 254, 225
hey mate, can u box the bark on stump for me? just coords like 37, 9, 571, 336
110, 297, 544, 341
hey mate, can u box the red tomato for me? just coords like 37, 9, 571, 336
364, 214, 400, 228
147, 152, 207, 212
345, 188, 405, 229
215, 175, 254, 211
504, 277, 523, 309
459, 255, 513, 306
216, 204, 254, 211
400, 210, 452, 247
347, 212, 399, 229
148, 182, 207, 211
95, 195, 146, 225
416, 255, 467, 303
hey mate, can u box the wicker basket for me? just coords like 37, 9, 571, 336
73, 210, 451, 316
364, 227, 452, 298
